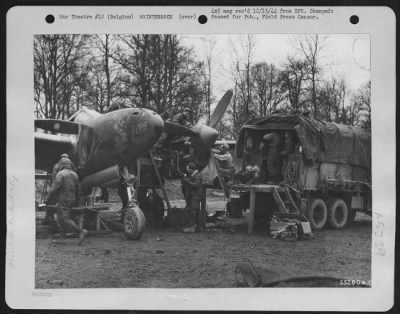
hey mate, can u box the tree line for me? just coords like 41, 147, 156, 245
34, 34, 208, 121
222, 35, 371, 139
34, 34, 371, 139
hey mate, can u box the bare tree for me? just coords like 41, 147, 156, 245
78, 35, 127, 113
349, 80, 371, 128
96, 34, 115, 108
34, 34, 87, 119
112, 34, 206, 116
252, 62, 285, 116
293, 35, 326, 118
203, 37, 216, 124
228, 34, 257, 135
280, 57, 309, 111
318, 76, 346, 122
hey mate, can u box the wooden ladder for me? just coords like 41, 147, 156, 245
210, 152, 230, 198
272, 186, 300, 214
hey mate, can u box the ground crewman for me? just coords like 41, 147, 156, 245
170, 107, 193, 127
52, 153, 77, 180
262, 132, 283, 183
46, 156, 87, 244
281, 131, 296, 180
181, 162, 206, 232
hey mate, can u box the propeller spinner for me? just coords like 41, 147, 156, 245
194, 89, 233, 148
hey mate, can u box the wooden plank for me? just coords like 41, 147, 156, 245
232, 184, 285, 193
78, 213, 84, 229
100, 218, 110, 231
272, 187, 288, 213
283, 188, 299, 213
248, 190, 256, 234
96, 213, 101, 231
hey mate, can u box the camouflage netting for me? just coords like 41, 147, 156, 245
237, 113, 371, 169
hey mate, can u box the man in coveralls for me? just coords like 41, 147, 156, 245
46, 157, 87, 244
182, 162, 206, 232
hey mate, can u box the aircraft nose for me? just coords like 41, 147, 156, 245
150, 110, 164, 135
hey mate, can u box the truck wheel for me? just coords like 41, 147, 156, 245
123, 206, 146, 240
306, 198, 328, 230
327, 198, 348, 229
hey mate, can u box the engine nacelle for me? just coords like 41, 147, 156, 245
80, 165, 120, 193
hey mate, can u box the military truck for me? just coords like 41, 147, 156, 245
235, 113, 371, 230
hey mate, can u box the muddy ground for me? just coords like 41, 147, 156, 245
35, 189, 371, 289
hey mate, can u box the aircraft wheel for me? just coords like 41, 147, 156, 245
327, 198, 348, 229
123, 206, 146, 240
306, 198, 328, 230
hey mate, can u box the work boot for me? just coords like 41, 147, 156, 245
78, 229, 88, 245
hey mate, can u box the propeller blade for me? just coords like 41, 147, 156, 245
164, 121, 197, 137
208, 90, 233, 128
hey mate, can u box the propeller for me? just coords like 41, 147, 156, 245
190, 89, 233, 148
163, 121, 197, 138
162, 90, 233, 147
157, 90, 234, 174
208, 90, 233, 128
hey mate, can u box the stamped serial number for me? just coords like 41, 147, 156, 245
339, 279, 371, 287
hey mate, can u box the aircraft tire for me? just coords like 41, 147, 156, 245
327, 198, 348, 229
306, 198, 328, 230
123, 206, 146, 240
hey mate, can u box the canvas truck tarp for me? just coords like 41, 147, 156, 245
237, 113, 371, 169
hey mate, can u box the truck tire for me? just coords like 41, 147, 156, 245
327, 198, 348, 229
306, 198, 328, 230
123, 206, 146, 240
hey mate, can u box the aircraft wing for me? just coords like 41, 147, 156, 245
35, 119, 81, 134
35, 131, 77, 171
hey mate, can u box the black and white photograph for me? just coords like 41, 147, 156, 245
33, 33, 372, 288
6, 6, 395, 311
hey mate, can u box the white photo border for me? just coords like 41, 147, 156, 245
6, 6, 396, 311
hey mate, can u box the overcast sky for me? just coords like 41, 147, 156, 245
181, 34, 370, 101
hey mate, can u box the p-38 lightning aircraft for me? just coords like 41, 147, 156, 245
35, 90, 233, 239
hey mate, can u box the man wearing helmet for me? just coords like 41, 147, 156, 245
170, 107, 193, 127
46, 154, 87, 244
52, 153, 77, 180
211, 142, 235, 188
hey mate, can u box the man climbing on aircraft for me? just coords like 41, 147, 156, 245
212, 143, 235, 180
170, 107, 193, 127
